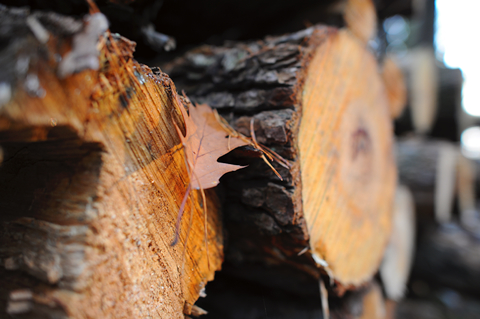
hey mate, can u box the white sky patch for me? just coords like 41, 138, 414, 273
461, 126, 480, 158
436, 0, 480, 116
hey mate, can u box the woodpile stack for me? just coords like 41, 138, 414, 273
383, 1, 480, 318
165, 19, 397, 290
0, 0, 458, 318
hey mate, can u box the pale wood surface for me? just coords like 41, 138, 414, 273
380, 185, 416, 300
408, 47, 438, 134
300, 28, 396, 286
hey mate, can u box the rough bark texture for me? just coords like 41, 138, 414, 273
0, 7, 222, 318
165, 25, 396, 289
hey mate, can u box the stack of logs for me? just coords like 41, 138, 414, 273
1, 0, 468, 318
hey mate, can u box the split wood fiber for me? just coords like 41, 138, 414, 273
0, 7, 221, 318
166, 25, 396, 289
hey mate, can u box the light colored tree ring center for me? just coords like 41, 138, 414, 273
298, 30, 396, 285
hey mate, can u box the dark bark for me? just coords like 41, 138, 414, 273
411, 222, 480, 296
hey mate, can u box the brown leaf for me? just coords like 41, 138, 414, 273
175, 101, 248, 190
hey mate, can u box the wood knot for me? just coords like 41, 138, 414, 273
351, 127, 371, 160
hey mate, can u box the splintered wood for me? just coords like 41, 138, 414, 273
166, 26, 396, 288
0, 8, 221, 319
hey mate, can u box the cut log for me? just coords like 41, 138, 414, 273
381, 56, 407, 119
359, 282, 386, 319
408, 47, 438, 134
412, 222, 480, 295
343, 0, 377, 44
394, 62, 462, 141
165, 25, 396, 289
397, 139, 478, 227
330, 281, 386, 319
380, 185, 416, 301
456, 155, 477, 228
396, 138, 458, 224
0, 7, 221, 318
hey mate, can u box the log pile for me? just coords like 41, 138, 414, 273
386, 2, 480, 317
165, 19, 396, 291
0, 1, 433, 318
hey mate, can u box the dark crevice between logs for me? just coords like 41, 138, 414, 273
194, 266, 377, 319
0, 125, 103, 224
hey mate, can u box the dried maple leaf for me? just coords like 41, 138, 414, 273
171, 99, 248, 246
176, 102, 248, 190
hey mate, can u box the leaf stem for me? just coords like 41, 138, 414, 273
171, 184, 191, 246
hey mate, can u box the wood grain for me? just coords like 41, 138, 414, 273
300, 29, 396, 286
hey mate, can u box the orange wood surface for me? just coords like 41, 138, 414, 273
382, 56, 408, 119
0, 30, 221, 318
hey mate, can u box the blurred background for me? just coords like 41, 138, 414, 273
2, 0, 480, 318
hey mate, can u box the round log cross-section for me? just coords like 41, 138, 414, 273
299, 29, 396, 285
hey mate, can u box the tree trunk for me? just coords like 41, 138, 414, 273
165, 24, 397, 290
0, 7, 221, 318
